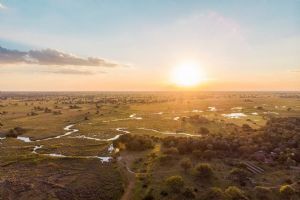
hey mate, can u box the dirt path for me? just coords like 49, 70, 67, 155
119, 145, 161, 200
120, 172, 136, 200
119, 158, 136, 200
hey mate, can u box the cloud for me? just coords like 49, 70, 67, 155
0, 46, 123, 67
42, 68, 105, 75
0, 2, 6, 9
0, 46, 26, 63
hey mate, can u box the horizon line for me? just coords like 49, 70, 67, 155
1, 90, 299, 93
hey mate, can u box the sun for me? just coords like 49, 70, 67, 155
171, 62, 205, 87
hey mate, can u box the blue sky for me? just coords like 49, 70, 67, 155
0, 0, 299, 90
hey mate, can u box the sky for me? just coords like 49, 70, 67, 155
0, 0, 299, 91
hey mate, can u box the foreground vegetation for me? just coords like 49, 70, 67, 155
0, 91, 299, 199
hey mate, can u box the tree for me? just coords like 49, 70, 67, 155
165, 175, 184, 193
254, 186, 273, 200
182, 187, 195, 199
158, 155, 173, 165
199, 127, 210, 135
192, 149, 202, 159
195, 163, 214, 180
143, 189, 154, 200
180, 158, 192, 173
164, 147, 179, 155
225, 186, 248, 200
242, 124, 252, 131
229, 168, 250, 186
202, 187, 225, 200
202, 150, 216, 160
279, 185, 296, 200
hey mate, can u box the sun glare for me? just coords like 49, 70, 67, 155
171, 62, 205, 87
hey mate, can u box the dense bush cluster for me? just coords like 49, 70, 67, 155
114, 134, 154, 151
161, 117, 300, 166
0, 126, 27, 138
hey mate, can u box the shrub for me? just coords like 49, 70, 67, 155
143, 190, 154, 200
229, 168, 250, 186
279, 185, 295, 199
202, 187, 225, 200
158, 155, 173, 165
13, 127, 26, 134
242, 124, 252, 131
165, 175, 184, 193
254, 186, 273, 200
195, 163, 214, 180
160, 190, 168, 197
5, 129, 18, 138
199, 127, 210, 135
163, 147, 179, 155
202, 150, 216, 160
225, 186, 248, 200
180, 158, 192, 172
182, 187, 195, 199
143, 195, 154, 200
116, 134, 154, 151
192, 149, 202, 159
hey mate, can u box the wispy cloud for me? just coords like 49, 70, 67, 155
0, 46, 124, 67
42, 68, 105, 75
290, 70, 300, 73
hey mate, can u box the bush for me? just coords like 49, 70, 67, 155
5, 129, 18, 138
254, 186, 273, 200
279, 185, 295, 199
192, 149, 202, 159
229, 168, 250, 186
242, 124, 252, 131
165, 175, 184, 193
195, 163, 214, 180
182, 187, 195, 199
225, 186, 248, 200
143, 190, 154, 200
160, 190, 168, 197
6, 127, 27, 137
163, 147, 179, 155
180, 158, 192, 172
202, 150, 216, 160
158, 155, 173, 165
202, 187, 225, 200
199, 127, 210, 135
116, 134, 154, 151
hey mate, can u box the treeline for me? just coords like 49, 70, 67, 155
114, 134, 156, 151
159, 117, 300, 166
